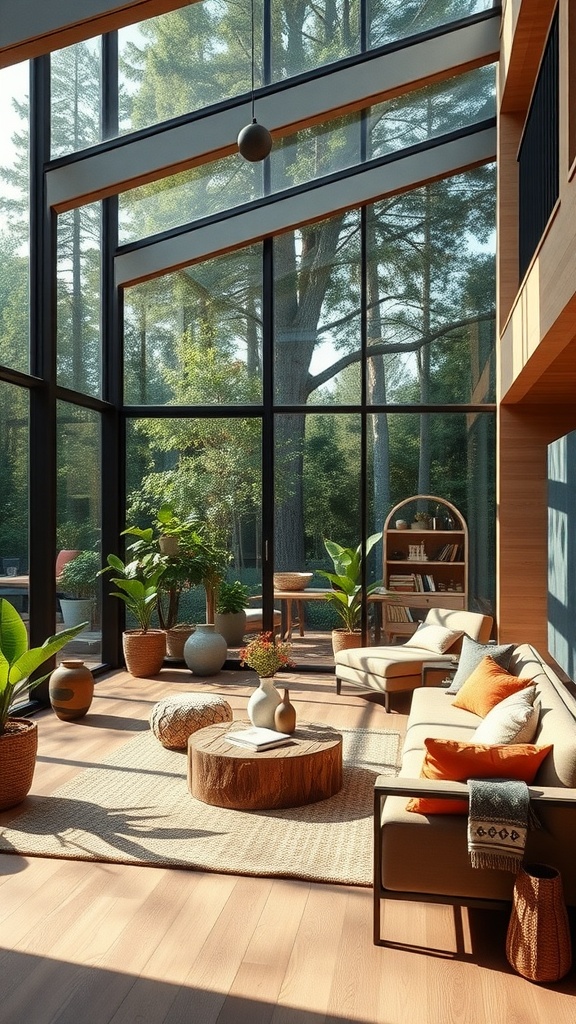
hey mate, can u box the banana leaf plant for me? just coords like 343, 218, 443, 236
318, 533, 383, 633
0, 598, 87, 735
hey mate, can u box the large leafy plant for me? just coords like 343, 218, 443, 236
318, 533, 382, 633
0, 599, 87, 734
99, 553, 167, 632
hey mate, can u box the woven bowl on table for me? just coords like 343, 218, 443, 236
273, 572, 314, 591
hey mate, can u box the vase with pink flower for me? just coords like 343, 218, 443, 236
240, 632, 293, 729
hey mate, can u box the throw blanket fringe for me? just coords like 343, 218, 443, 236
468, 778, 535, 873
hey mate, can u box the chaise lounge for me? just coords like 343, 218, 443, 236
334, 607, 494, 712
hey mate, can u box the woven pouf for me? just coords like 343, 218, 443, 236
150, 693, 233, 750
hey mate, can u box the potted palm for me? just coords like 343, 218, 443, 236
99, 552, 167, 677
215, 580, 250, 646
57, 549, 100, 629
0, 598, 87, 810
318, 533, 382, 655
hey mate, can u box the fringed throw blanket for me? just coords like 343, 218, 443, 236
467, 778, 533, 872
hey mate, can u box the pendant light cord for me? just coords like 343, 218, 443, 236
250, 0, 256, 122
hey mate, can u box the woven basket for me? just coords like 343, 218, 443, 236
506, 863, 572, 982
122, 629, 166, 678
273, 572, 313, 591
330, 629, 363, 656
0, 718, 38, 811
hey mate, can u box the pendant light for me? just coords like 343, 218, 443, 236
237, 0, 272, 162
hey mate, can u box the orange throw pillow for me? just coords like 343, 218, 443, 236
406, 737, 552, 815
451, 655, 532, 718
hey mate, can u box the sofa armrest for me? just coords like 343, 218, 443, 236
374, 775, 576, 805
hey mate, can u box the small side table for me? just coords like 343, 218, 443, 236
421, 661, 458, 688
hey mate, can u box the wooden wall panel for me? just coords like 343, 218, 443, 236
497, 404, 576, 652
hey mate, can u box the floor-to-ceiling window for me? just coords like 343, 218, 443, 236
0, 0, 499, 683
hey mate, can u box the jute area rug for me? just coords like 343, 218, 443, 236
0, 727, 401, 887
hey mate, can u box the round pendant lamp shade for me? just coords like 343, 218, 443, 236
237, 119, 273, 162
237, 0, 272, 163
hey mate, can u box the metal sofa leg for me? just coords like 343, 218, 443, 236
384, 691, 390, 713
336, 676, 342, 695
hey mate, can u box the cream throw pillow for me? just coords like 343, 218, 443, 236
472, 685, 540, 744
404, 624, 463, 654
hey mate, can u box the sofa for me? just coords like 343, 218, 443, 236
373, 643, 576, 944
335, 607, 494, 711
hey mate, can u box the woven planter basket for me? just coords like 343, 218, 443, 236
273, 572, 313, 591
331, 629, 363, 656
122, 629, 166, 678
506, 863, 572, 982
0, 718, 38, 811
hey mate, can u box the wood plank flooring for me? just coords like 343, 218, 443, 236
0, 666, 575, 1024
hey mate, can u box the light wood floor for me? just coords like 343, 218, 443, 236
1, 667, 575, 1024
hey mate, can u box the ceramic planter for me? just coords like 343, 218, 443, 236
184, 624, 227, 676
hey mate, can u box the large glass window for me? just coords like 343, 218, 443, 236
126, 416, 262, 634
51, 39, 102, 158
0, 61, 30, 375
123, 247, 263, 406
56, 402, 102, 667
274, 211, 362, 406
0, 382, 29, 617
368, 0, 494, 50
57, 204, 102, 397
366, 167, 496, 406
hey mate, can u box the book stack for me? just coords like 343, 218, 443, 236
434, 543, 463, 562
386, 604, 414, 623
226, 726, 293, 751
388, 573, 417, 592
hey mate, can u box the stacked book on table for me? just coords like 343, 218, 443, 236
226, 726, 294, 751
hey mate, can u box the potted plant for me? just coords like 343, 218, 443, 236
239, 631, 293, 728
57, 550, 100, 629
0, 598, 87, 810
215, 580, 250, 646
99, 552, 167, 677
318, 533, 382, 655
412, 511, 431, 530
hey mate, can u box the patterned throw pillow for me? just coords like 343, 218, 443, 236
406, 737, 552, 815
472, 686, 540, 745
445, 636, 515, 694
403, 624, 463, 654
451, 656, 532, 718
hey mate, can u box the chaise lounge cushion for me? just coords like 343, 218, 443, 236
403, 623, 463, 654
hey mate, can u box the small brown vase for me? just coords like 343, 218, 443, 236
274, 687, 296, 734
49, 659, 94, 720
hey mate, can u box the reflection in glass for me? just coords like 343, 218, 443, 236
0, 61, 30, 375
56, 402, 102, 667
369, 0, 493, 51
367, 411, 495, 617
125, 416, 262, 630
271, 2, 360, 81
57, 203, 102, 397
51, 38, 101, 158
366, 167, 496, 406
274, 211, 362, 406
123, 247, 263, 406
119, 155, 262, 244
118, 3, 254, 136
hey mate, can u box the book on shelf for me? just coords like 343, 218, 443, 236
226, 726, 293, 751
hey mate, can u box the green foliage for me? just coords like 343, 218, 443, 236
57, 550, 100, 600
0, 599, 87, 734
318, 533, 382, 633
216, 581, 249, 615
99, 553, 167, 632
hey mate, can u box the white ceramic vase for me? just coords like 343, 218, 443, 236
247, 677, 282, 729
183, 623, 227, 676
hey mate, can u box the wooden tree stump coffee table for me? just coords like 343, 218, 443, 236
187, 721, 343, 810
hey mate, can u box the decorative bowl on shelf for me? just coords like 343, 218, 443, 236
273, 572, 314, 591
